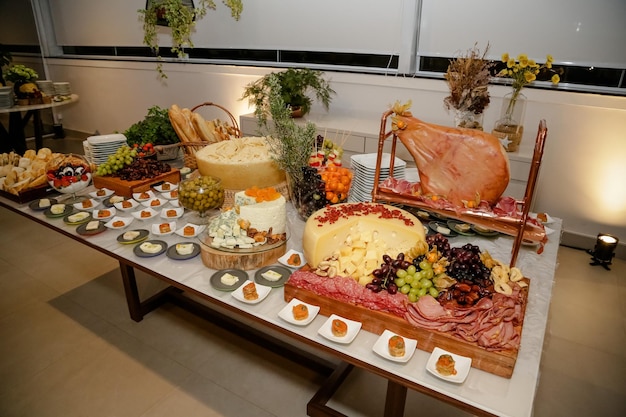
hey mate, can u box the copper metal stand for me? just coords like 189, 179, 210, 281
371, 111, 548, 267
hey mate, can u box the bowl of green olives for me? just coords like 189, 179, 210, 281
178, 175, 224, 223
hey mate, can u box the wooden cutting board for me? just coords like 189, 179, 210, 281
92, 169, 180, 197
284, 275, 528, 378
200, 242, 287, 271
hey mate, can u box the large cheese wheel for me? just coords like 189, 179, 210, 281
195, 137, 285, 190
303, 202, 426, 270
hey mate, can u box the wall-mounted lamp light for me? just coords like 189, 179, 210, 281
589, 233, 619, 270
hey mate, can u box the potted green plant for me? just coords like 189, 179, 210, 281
139, 0, 243, 79
242, 68, 335, 120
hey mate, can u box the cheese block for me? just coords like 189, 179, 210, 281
140, 242, 162, 254
302, 203, 426, 282
195, 137, 285, 190
176, 243, 194, 255
67, 212, 90, 223
220, 272, 240, 286
50, 204, 66, 215
261, 269, 282, 281
39, 198, 51, 208
123, 230, 140, 240
85, 220, 100, 231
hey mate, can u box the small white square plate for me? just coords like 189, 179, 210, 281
104, 216, 134, 230
160, 190, 179, 200
92, 207, 116, 220
278, 249, 306, 268
426, 347, 472, 383
73, 198, 100, 211
131, 207, 158, 220
175, 223, 206, 238
142, 198, 167, 208
160, 207, 184, 219
153, 182, 178, 193
133, 190, 155, 201
151, 221, 176, 236
318, 314, 361, 344
372, 330, 417, 363
231, 280, 271, 304
89, 188, 114, 199
114, 199, 139, 211
278, 298, 320, 326
169, 199, 180, 208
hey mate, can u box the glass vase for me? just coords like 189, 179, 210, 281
492, 91, 526, 152
454, 110, 484, 130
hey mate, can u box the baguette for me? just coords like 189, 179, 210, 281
168, 104, 196, 143
181, 108, 202, 142
192, 113, 217, 143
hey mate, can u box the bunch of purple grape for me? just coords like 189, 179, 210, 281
292, 166, 328, 218
426, 233, 452, 258
366, 253, 411, 294
446, 243, 492, 285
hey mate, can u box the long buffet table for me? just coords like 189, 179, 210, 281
0, 189, 561, 417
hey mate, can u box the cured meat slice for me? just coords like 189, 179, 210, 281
392, 104, 510, 206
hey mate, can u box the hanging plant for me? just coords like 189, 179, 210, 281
139, 0, 243, 79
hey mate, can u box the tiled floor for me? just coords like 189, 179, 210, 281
0, 136, 624, 417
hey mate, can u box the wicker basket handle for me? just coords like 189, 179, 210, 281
190, 101, 242, 138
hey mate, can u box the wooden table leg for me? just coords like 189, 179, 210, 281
33, 110, 43, 150
119, 261, 144, 322
8, 111, 26, 154
384, 380, 407, 417
307, 362, 353, 417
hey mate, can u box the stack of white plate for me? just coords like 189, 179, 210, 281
0, 86, 13, 109
53, 81, 71, 96
83, 134, 127, 165
348, 153, 406, 202
36, 80, 55, 97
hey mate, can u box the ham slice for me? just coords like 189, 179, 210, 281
392, 106, 510, 206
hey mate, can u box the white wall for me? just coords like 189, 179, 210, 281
45, 59, 626, 250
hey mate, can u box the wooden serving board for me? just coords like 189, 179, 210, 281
200, 242, 287, 271
284, 278, 527, 378
92, 169, 180, 197
0, 185, 53, 204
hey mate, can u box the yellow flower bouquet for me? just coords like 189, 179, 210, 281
496, 53, 560, 121
493, 53, 560, 151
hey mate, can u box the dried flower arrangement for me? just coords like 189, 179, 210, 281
444, 44, 494, 128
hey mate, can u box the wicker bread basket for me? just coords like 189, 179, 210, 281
178, 102, 242, 169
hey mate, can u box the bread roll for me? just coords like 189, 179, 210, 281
36, 147, 52, 160
24, 149, 36, 160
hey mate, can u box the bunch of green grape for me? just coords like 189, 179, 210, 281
394, 261, 440, 303
95, 145, 138, 176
